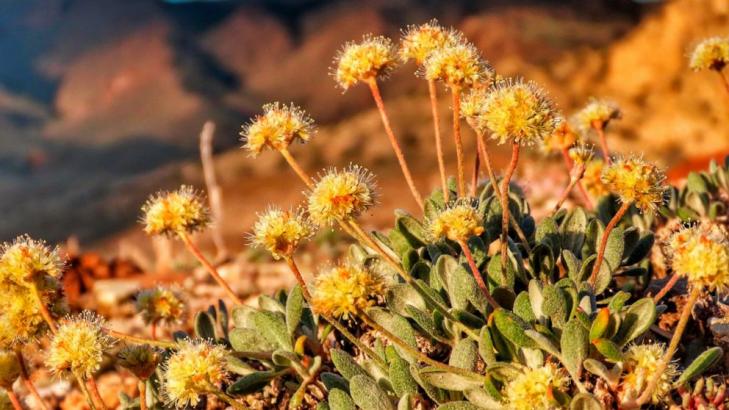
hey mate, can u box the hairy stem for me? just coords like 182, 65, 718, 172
589, 201, 631, 286
30, 285, 57, 334
284, 257, 388, 370
458, 239, 499, 309
6, 390, 23, 410
358, 310, 484, 380
87, 377, 108, 410
451, 86, 466, 197
634, 287, 701, 407
104, 328, 177, 349
470, 148, 480, 198
552, 163, 586, 214
138, 380, 147, 410
15, 350, 49, 410
500, 142, 520, 276
74, 373, 97, 410
594, 123, 611, 165
428, 79, 449, 203
280, 148, 314, 188
367, 78, 424, 210
179, 232, 243, 305
652, 274, 681, 303
560, 147, 593, 210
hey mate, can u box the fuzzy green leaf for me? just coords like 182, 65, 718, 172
560, 208, 588, 255
561, 319, 588, 377
589, 308, 611, 341
449, 339, 478, 371
321, 372, 349, 392
194, 311, 216, 340
676, 347, 723, 386
227, 371, 279, 395
252, 310, 292, 351
349, 375, 394, 410
592, 338, 623, 362
542, 285, 570, 326
513, 291, 536, 322
396, 214, 428, 248
419, 368, 483, 391
613, 298, 656, 347
329, 388, 356, 410
286, 285, 305, 336
569, 393, 603, 410
389, 356, 418, 397
331, 349, 367, 381
493, 309, 536, 349
387, 284, 427, 317
435, 402, 482, 410
229, 328, 276, 353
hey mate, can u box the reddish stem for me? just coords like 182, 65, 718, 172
589, 201, 631, 286
150, 321, 158, 341
561, 147, 593, 210
428, 79, 449, 203
87, 377, 109, 410
458, 239, 500, 309
179, 232, 243, 305
451, 86, 466, 197
594, 123, 611, 165
500, 142, 520, 276
6, 390, 23, 410
652, 274, 680, 303
15, 350, 49, 410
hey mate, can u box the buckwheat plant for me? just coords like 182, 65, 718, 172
8, 24, 729, 410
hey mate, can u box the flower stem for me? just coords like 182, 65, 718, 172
30, 285, 57, 334
179, 232, 243, 305
104, 328, 177, 349
428, 79, 449, 203
451, 85, 466, 198
717, 69, 729, 96
634, 287, 701, 407
74, 373, 97, 410
150, 321, 157, 341
138, 380, 147, 410
457, 239, 499, 309
87, 377, 109, 410
6, 390, 23, 410
284, 257, 388, 371
470, 148, 480, 198
358, 310, 484, 380
552, 163, 586, 214
652, 274, 681, 303
560, 147, 593, 210
500, 142, 520, 276
280, 148, 314, 188
367, 78, 424, 210
593, 123, 611, 165
477, 134, 532, 253
14, 350, 49, 410
589, 201, 631, 286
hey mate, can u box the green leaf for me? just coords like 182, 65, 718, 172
227, 371, 278, 395
513, 291, 536, 322
525, 329, 560, 357
321, 372, 349, 392
449, 264, 484, 311
624, 233, 654, 265
676, 347, 723, 386
404, 305, 443, 339
396, 214, 428, 248
449, 339, 478, 371
389, 228, 414, 257
286, 285, 305, 336
397, 394, 413, 410
331, 349, 367, 381
493, 309, 536, 349
687, 171, 709, 193
419, 368, 483, 391
603, 226, 624, 272
536, 216, 559, 248
389, 356, 418, 397
478, 326, 497, 365
194, 311, 216, 340
560, 208, 588, 255
561, 319, 588, 377
368, 308, 418, 360
589, 308, 611, 341
349, 375, 394, 410
435, 402, 482, 410
592, 338, 623, 362
410, 363, 447, 404
232, 305, 257, 328
252, 310, 292, 351
329, 388, 356, 410
542, 285, 570, 327
228, 328, 276, 353
569, 393, 603, 410
386, 284, 427, 317
613, 298, 656, 346
463, 388, 507, 409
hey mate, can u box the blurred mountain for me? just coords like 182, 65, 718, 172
0, 0, 726, 244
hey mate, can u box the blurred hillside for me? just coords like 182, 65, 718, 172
1, 0, 728, 245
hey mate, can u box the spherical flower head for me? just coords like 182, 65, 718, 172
141, 186, 210, 236
503, 363, 569, 410
0, 282, 66, 347
307, 165, 377, 226
47, 311, 114, 378
333, 35, 397, 90
619, 343, 677, 405
118, 345, 161, 380
0, 235, 64, 285
240, 103, 315, 157
460, 87, 490, 134
0, 351, 20, 390
423, 41, 492, 88
250, 207, 315, 260
601, 156, 667, 212
582, 159, 609, 198
669, 224, 729, 292
567, 144, 594, 166
428, 200, 484, 242
399, 20, 451, 65
311, 263, 386, 319
573, 98, 621, 133
542, 119, 579, 154
689, 36, 729, 71
482, 79, 557, 146
163, 340, 229, 408
135, 287, 187, 326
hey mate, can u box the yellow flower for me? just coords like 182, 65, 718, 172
542, 119, 579, 154
399, 20, 452, 65
135, 287, 187, 326
118, 345, 161, 380
311, 263, 387, 319
307, 165, 377, 226
333, 34, 397, 90
503, 363, 569, 410
481, 79, 557, 146
689, 36, 729, 71
0, 350, 19, 390
573, 98, 621, 133
47, 312, 113, 378
0, 281, 66, 348
423, 40, 492, 88
0, 235, 64, 285
428, 200, 484, 242
601, 156, 667, 212
567, 144, 594, 166
619, 343, 677, 405
141, 186, 210, 236
669, 224, 729, 292
582, 159, 609, 198
460, 86, 490, 134
163, 340, 229, 408
240, 102, 315, 157
250, 207, 315, 260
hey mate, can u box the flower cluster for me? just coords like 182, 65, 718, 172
162, 340, 229, 408
428, 200, 484, 242
240, 103, 315, 157
543, 120, 579, 154
573, 98, 621, 133
423, 40, 492, 88
307, 165, 377, 226
250, 207, 315, 259
601, 156, 667, 212
669, 224, 729, 292
619, 343, 678, 405
333, 35, 398, 90
117, 345, 161, 380
141, 186, 211, 236
503, 363, 569, 410
46, 312, 114, 378
311, 263, 387, 319
135, 287, 187, 326
689, 36, 729, 71
399, 20, 453, 65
